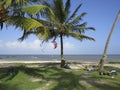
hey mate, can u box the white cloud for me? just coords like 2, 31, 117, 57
6, 41, 20, 48
0, 39, 76, 54
4, 39, 75, 50
64, 42, 75, 49
28, 39, 41, 49
5, 39, 41, 50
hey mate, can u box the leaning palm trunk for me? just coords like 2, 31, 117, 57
60, 33, 65, 67
98, 10, 120, 74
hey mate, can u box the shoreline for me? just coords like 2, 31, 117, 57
0, 60, 120, 69
0, 59, 120, 64
0, 60, 60, 64
0, 60, 98, 64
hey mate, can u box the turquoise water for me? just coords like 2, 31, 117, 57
0, 54, 120, 62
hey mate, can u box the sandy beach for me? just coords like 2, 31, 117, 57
0, 60, 120, 69
0, 60, 99, 69
0, 60, 98, 64
0, 60, 61, 64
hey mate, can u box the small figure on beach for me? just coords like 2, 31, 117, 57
64, 64, 71, 69
107, 70, 117, 78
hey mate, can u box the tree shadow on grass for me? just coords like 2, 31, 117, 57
50, 72, 86, 90
44, 66, 120, 90
0, 64, 120, 90
83, 77, 120, 90
0, 65, 48, 80
0, 64, 86, 90
0, 66, 19, 80
0, 63, 64, 81
78, 70, 120, 90
0, 83, 21, 90
38, 63, 61, 69
0, 65, 57, 90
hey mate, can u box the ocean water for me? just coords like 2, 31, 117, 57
0, 54, 120, 62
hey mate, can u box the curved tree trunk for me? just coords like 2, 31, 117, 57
60, 33, 65, 67
98, 10, 120, 74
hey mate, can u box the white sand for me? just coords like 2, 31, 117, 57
0, 60, 61, 64
0, 60, 98, 64
0, 60, 120, 69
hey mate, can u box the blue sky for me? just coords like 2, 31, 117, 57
0, 0, 120, 55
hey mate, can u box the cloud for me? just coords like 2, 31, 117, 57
1, 39, 75, 50
5, 39, 41, 50
64, 42, 75, 49
0, 39, 76, 54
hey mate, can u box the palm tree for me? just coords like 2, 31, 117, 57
14, 0, 95, 67
98, 10, 120, 74
1, 0, 95, 67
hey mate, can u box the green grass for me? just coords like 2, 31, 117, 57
0, 63, 120, 90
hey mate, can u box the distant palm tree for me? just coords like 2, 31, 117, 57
98, 10, 120, 74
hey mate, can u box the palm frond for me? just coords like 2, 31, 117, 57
75, 22, 87, 27
66, 3, 82, 23
84, 27, 96, 31
18, 30, 34, 41
69, 32, 95, 41
35, 19, 52, 26
2, 0, 41, 9
68, 12, 87, 25
36, 28, 53, 42
0, 1, 3, 5
15, 0, 28, 5
17, 5, 47, 15
0, 22, 3, 30
65, 0, 70, 14
17, 5, 55, 21
4, 0, 12, 8
53, 0, 66, 23
71, 22, 87, 33
43, 0, 53, 8
6, 16, 44, 32
3, 0, 27, 8
72, 22, 95, 33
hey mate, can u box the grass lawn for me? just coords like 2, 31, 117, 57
0, 63, 120, 90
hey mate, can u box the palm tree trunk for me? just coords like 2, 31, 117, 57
60, 33, 65, 67
98, 10, 120, 74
